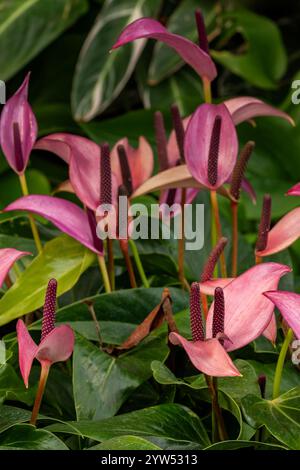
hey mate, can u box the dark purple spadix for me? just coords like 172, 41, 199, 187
190, 282, 205, 342
212, 287, 225, 339
195, 9, 209, 53
100, 143, 112, 205
207, 115, 222, 186
87, 208, 103, 253
13, 122, 24, 173
258, 374, 266, 399
201, 237, 228, 282
171, 104, 185, 163
117, 144, 133, 196
154, 111, 169, 171
41, 279, 57, 341
230, 141, 255, 200
256, 194, 272, 251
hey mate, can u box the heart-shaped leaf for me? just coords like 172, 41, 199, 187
0, 424, 68, 450
88, 436, 161, 450
0, 235, 95, 326
0, 0, 88, 80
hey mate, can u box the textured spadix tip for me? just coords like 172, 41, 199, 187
194, 9, 209, 53
100, 142, 112, 205
170, 104, 185, 163
117, 144, 133, 196
256, 194, 272, 252
200, 237, 228, 282
212, 287, 225, 339
230, 141, 255, 200
41, 278, 57, 341
154, 111, 169, 171
207, 115, 222, 187
190, 282, 205, 342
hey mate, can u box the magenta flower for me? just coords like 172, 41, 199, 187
184, 103, 238, 190
0, 248, 30, 287
264, 290, 300, 339
169, 283, 240, 377
35, 132, 153, 207
111, 17, 217, 83
0, 73, 37, 175
286, 182, 300, 196
17, 279, 74, 389
4, 195, 103, 254
200, 263, 290, 348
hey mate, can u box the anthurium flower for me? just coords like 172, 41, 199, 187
0, 248, 30, 287
4, 195, 103, 254
264, 290, 300, 339
255, 207, 300, 257
184, 103, 238, 190
169, 283, 240, 377
35, 133, 153, 208
0, 73, 37, 174
111, 17, 217, 83
286, 182, 300, 196
205, 262, 291, 350
17, 278, 74, 388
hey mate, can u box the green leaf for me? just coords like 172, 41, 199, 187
0, 405, 31, 433
248, 360, 300, 399
46, 404, 211, 449
139, 68, 203, 116
212, 10, 287, 89
0, 424, 68, 450
204, 440, 287, 450
0, 0, 88, 80
72, 0, 161, 121
73, 333, 168, 420
148, 0, 215, 84
0, 169, 51, 207
152, 359, 260, 404
0, 235, 95, 326
0, 341, 6, 364
242, 387, 300, 449
37, 287, 188, 343
0, 364, 35, 406
88, 436, 161, 450
80, 109, 156, 146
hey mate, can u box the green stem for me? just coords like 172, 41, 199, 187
97, 255, 112, 293
19, 173, 42, 253
30, 362, 50, 426
128, 239, 149, 288
273, 328, 294, 399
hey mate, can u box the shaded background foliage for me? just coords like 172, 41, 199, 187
0, 0, 300, 451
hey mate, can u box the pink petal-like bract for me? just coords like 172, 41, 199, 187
286, 182, 300, 197
264, 290, 300, 339
4, 195, 103, 254
0, 73, 38, 174
35, 133, 101, 210
262, 314, 277, 344
36, 325, 75, 365
224, 97, 294, 126
112, 18, 217, 82
17, 319, 38, 388
256, 207, 300, 257
110, 137, 154, 191
169, 332, 240, 377
200, 278, 234, 296
0, 248, 30, 288
206, 263, 291, 351
184, 103, 238, 189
